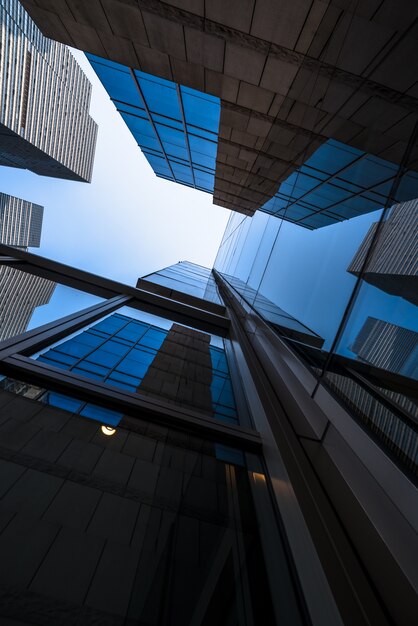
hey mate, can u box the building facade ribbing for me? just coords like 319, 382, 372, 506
0, 0, 97, 181
351, 316, 418, 379
0, 191, 43, 247
348, 199, 418, 305
0, 265, 55, 340
0, 190, 54, 341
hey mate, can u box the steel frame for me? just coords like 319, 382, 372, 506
1, 245, 417, 625
0, 244, 230, 335
0, 245, 264, 453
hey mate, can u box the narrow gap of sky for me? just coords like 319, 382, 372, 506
0, 48, 231, 286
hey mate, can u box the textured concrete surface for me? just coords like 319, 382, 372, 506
20, 0, 418, 215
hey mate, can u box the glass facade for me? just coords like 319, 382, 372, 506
215, 194, 418, 478
220, 274, 324, 348
26, 311, 238, 426
140, 261, 222, 306
87, 54, 220, 193
0, 240, 415, 622
259, 139, 418, 229
2, 3, 418, 622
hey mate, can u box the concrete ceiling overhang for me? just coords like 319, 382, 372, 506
20, 0, 418, 215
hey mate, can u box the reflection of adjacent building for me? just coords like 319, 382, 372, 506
0, 250, 417, 624
0, 0, 97, 182
351, 316, 418, 379
327, 317, 418, 466
348, 199, 418, 305
33, 312, 237, 425
0, 192, 55, 341
325, 370, 418, 476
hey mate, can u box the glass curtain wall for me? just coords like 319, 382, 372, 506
214, 10, 418, 480
87, 55, 220, 193
215, 199, 418, 480
140, 261, 223, 306
22, 308, 238, 427
0, 257, 307, 626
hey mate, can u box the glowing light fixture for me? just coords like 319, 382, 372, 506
101, 425, 116, 436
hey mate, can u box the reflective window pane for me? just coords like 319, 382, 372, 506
87, 55, 220, 194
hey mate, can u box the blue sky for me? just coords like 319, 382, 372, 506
1, 49, 230, 282
0, 49, 230, 328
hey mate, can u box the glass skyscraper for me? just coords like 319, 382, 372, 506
1, 2, 418, 625
0, 0, 97, 181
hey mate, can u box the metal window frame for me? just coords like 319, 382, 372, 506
2, 245, 417, 624
0, 245, 264, 453
0, 244, 230, 335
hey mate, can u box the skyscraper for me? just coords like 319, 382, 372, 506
351, 316, 418, 379
348, 199, 418, 306
0, 244, 416, 625
0, 0, 97, 181
0, 265, 55, 340
0, 191, 54, 340
0, 191, 43, 247
20, 0, 418, 226
0, 3, 417, 625
85, 52, 418, 228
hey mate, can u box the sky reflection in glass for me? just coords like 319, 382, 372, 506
215, 206, 417, 366
87, 54, 220, 193
34, 311, 237, 425
260, 139, 418, 229
142, 261, 222, 305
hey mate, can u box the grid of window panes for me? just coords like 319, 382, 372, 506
1, 0, 97, 183
36, 313, 168, 425
223, 274, 325, 349
87, 54, 220, 193
260, 139, 418, 229
34, 312, 238, 425
143, 261, 222, 305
